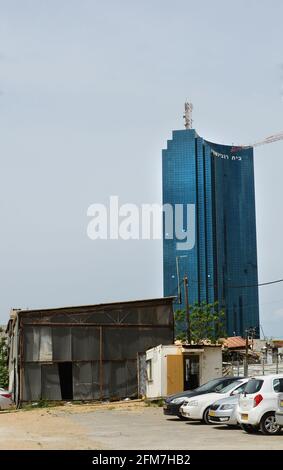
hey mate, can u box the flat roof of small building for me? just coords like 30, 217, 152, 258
146, 343, 222, 353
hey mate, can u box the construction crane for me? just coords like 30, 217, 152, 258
182, 102, 283, 153
231, 131, 283, 153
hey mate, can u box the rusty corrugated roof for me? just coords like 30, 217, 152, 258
223, 336, 248, 349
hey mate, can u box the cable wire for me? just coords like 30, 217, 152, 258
228, 278, 283, 288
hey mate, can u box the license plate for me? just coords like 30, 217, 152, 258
280, 400, 283, 408
209, 410, 216, 417
241, 413, 249, 420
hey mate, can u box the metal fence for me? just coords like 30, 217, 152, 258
223, 360, 283, 377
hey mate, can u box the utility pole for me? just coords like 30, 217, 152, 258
244, 329, 249, 377
184, 276, 191, 344
175, 255, 188, 304
176, 257, 181, 304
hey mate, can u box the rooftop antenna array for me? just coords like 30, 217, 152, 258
183, 102, 193, 129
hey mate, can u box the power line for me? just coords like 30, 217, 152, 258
169, 276, 283, 312
172, 271, 283, 289
229, 278, 283, 288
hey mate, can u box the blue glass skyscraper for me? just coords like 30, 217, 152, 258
162, 127, 260, 337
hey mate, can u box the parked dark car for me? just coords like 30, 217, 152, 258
163, 376, 243, 419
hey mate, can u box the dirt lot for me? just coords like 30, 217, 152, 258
1, 401, 283, 450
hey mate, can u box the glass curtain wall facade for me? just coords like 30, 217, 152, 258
162, 129, 260, 337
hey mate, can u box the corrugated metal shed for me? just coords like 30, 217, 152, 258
7, 297, 174, 404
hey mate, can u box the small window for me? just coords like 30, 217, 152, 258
146, 359, 153, 382
273, 378, 283, 393
245, 379, 263, 394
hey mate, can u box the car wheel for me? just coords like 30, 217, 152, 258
203, 407, 212, 425
260, 412, 281, 435
241, 423, 258, 434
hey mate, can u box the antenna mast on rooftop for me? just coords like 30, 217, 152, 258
183, 102, 193, 129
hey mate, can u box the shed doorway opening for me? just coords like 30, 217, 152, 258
184, 355, 199, 390
58, 362, 73, 400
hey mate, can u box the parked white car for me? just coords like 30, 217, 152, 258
180, 379, 248, 424
275, 392, 283, 427
208, 395, 241, 426
238, 374, 283, 435
0, 388, 13, 410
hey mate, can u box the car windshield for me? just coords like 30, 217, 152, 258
194, 378, 227, 393
218, 380, 243, 394
244, 379, 264, 394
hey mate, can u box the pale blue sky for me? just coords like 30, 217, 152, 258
0, 0, 283, 337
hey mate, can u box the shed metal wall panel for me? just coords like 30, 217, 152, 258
39, 327, 52, 361
23, 364, 41, 401
125, 361, 138, 397
138, 328, 173, 353
73, 362, 100, 400
102, 360, 137, 399
41, 364, 62, 400
102, 361, 127, 399
52, 327, 72, 361
24, 327, 52, 362
24, 327, 40, 362
72, 327, 100, 361
102, 329, 137, 360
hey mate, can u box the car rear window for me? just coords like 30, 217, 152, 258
273, 378, 283, 393
244, 379, 263, 394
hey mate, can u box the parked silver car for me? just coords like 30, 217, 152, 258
208, 394, 241, 426
0, 388, 13, 410
275, 392, 283, 427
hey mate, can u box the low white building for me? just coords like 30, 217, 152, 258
145, 343, 222, 399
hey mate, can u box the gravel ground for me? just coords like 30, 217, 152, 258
0, 401, 283, 450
